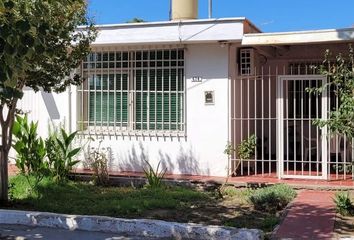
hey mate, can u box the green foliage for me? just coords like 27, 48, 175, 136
126, 18, 145, 23
224, 142, 235, 156
143, 160, 167, 188
249, 184, 297, 213
223, 135, 257, 159
12, 115, 48, 188
220, 185, 252, 199
237, 134, 257, 159
46, 128, 80, 183
0, 0, 96, 94
261, 215, 280, 232
0, 0, 96, 201
308, 46, 354, 139
333, 191, 354, 216
45, 123, 63, 177
87, 143, 110, 186
9, 175, 207, 217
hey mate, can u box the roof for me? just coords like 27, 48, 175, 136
242, 28, 354, 46
86, 17, 259, 46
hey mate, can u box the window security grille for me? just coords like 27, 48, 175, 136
240, 48, 254, 76
77, 48, 185, 136
288, 61, 322, 75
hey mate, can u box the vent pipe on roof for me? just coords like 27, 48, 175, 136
208, 0, 212, 18
171, 0, 198, 21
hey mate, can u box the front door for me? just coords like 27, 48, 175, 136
277, 75, 328, 179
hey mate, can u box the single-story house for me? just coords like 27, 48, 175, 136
17, 1, 354, 181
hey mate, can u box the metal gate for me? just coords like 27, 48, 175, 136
277, 75, 328, 179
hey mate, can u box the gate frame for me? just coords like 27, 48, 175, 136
276, 75, 328, 180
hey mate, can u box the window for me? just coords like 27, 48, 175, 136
77, 48, 185, 135
239, 48, 254, 76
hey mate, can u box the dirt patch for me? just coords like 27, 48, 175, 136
334, 190, 354, 239
335, 214, 354, 238
143, 190, 280, 237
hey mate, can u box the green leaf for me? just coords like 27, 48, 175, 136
13, 141, 25, 153
15, 20, 31, 32
21, 34, 35, 48
56, 137, 66, 154
12, 121, 21, 135
4, 44, 16, 56
67, 147, 80, 159
64, 130, 77, 147
69, 160, 80, 167
4, 1, 15, 9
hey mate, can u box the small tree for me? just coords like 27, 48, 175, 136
126, 18, 145, 23
309, 45, 354, 174
0, 0, 96, 202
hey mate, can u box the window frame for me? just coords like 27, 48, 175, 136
77, 46, 186, 137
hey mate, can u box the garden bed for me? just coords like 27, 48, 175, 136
5, 175, 295, 237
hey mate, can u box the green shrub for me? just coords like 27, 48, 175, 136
143, 160, 167, 188
45, 125, 63, 176
87, 143, 110, 186
249, 184, 296, 213
237, 134, 257, 160
12, 115, 49, 189
334, 191, 354, 216
46, 128, 81, 183
220, 185, 252, 198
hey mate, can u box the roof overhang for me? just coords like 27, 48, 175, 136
84, 18, 250, 46
242, 28, 354, 46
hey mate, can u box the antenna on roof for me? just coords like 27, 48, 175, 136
208, 0, 212, 19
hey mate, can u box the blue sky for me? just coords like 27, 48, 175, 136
88, 0, 354, 32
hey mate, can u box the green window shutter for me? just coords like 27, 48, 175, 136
89, 92, 128, 126
89, 73, 129, 126
84, 49, 184, 132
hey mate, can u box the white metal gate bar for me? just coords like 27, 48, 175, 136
77, 45, 186, 138
232, 65, 278, 177
277, 75, 327, 180
232, 61, 353, 180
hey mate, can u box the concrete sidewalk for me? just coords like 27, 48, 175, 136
274, 190, 336, 239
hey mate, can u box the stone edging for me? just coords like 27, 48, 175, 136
0, 209, 263, 240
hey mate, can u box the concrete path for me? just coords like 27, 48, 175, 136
0, 224, 163, 240
275, 190, 336, 240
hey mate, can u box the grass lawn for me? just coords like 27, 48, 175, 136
7, 175, 284, 236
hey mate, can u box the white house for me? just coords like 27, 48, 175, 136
18, 0, 354, 180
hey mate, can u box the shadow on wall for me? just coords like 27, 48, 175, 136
160, 146, 210, 175
116, 143, 210, 176
116, 142, 148, 172
41, 91, 60, 120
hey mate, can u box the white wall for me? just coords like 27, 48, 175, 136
17, 88, 70, 137
15, 43, 230, 177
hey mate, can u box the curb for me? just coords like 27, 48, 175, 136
0, 209, 263, 240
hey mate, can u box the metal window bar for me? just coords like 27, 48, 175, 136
254, 67, 257, 175
268, 66, 279, 176
107, 51, 111, 136
79, 46, 186, 137
94, 53, 97, 136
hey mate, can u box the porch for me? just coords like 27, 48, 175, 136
230, 42, 354, 181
